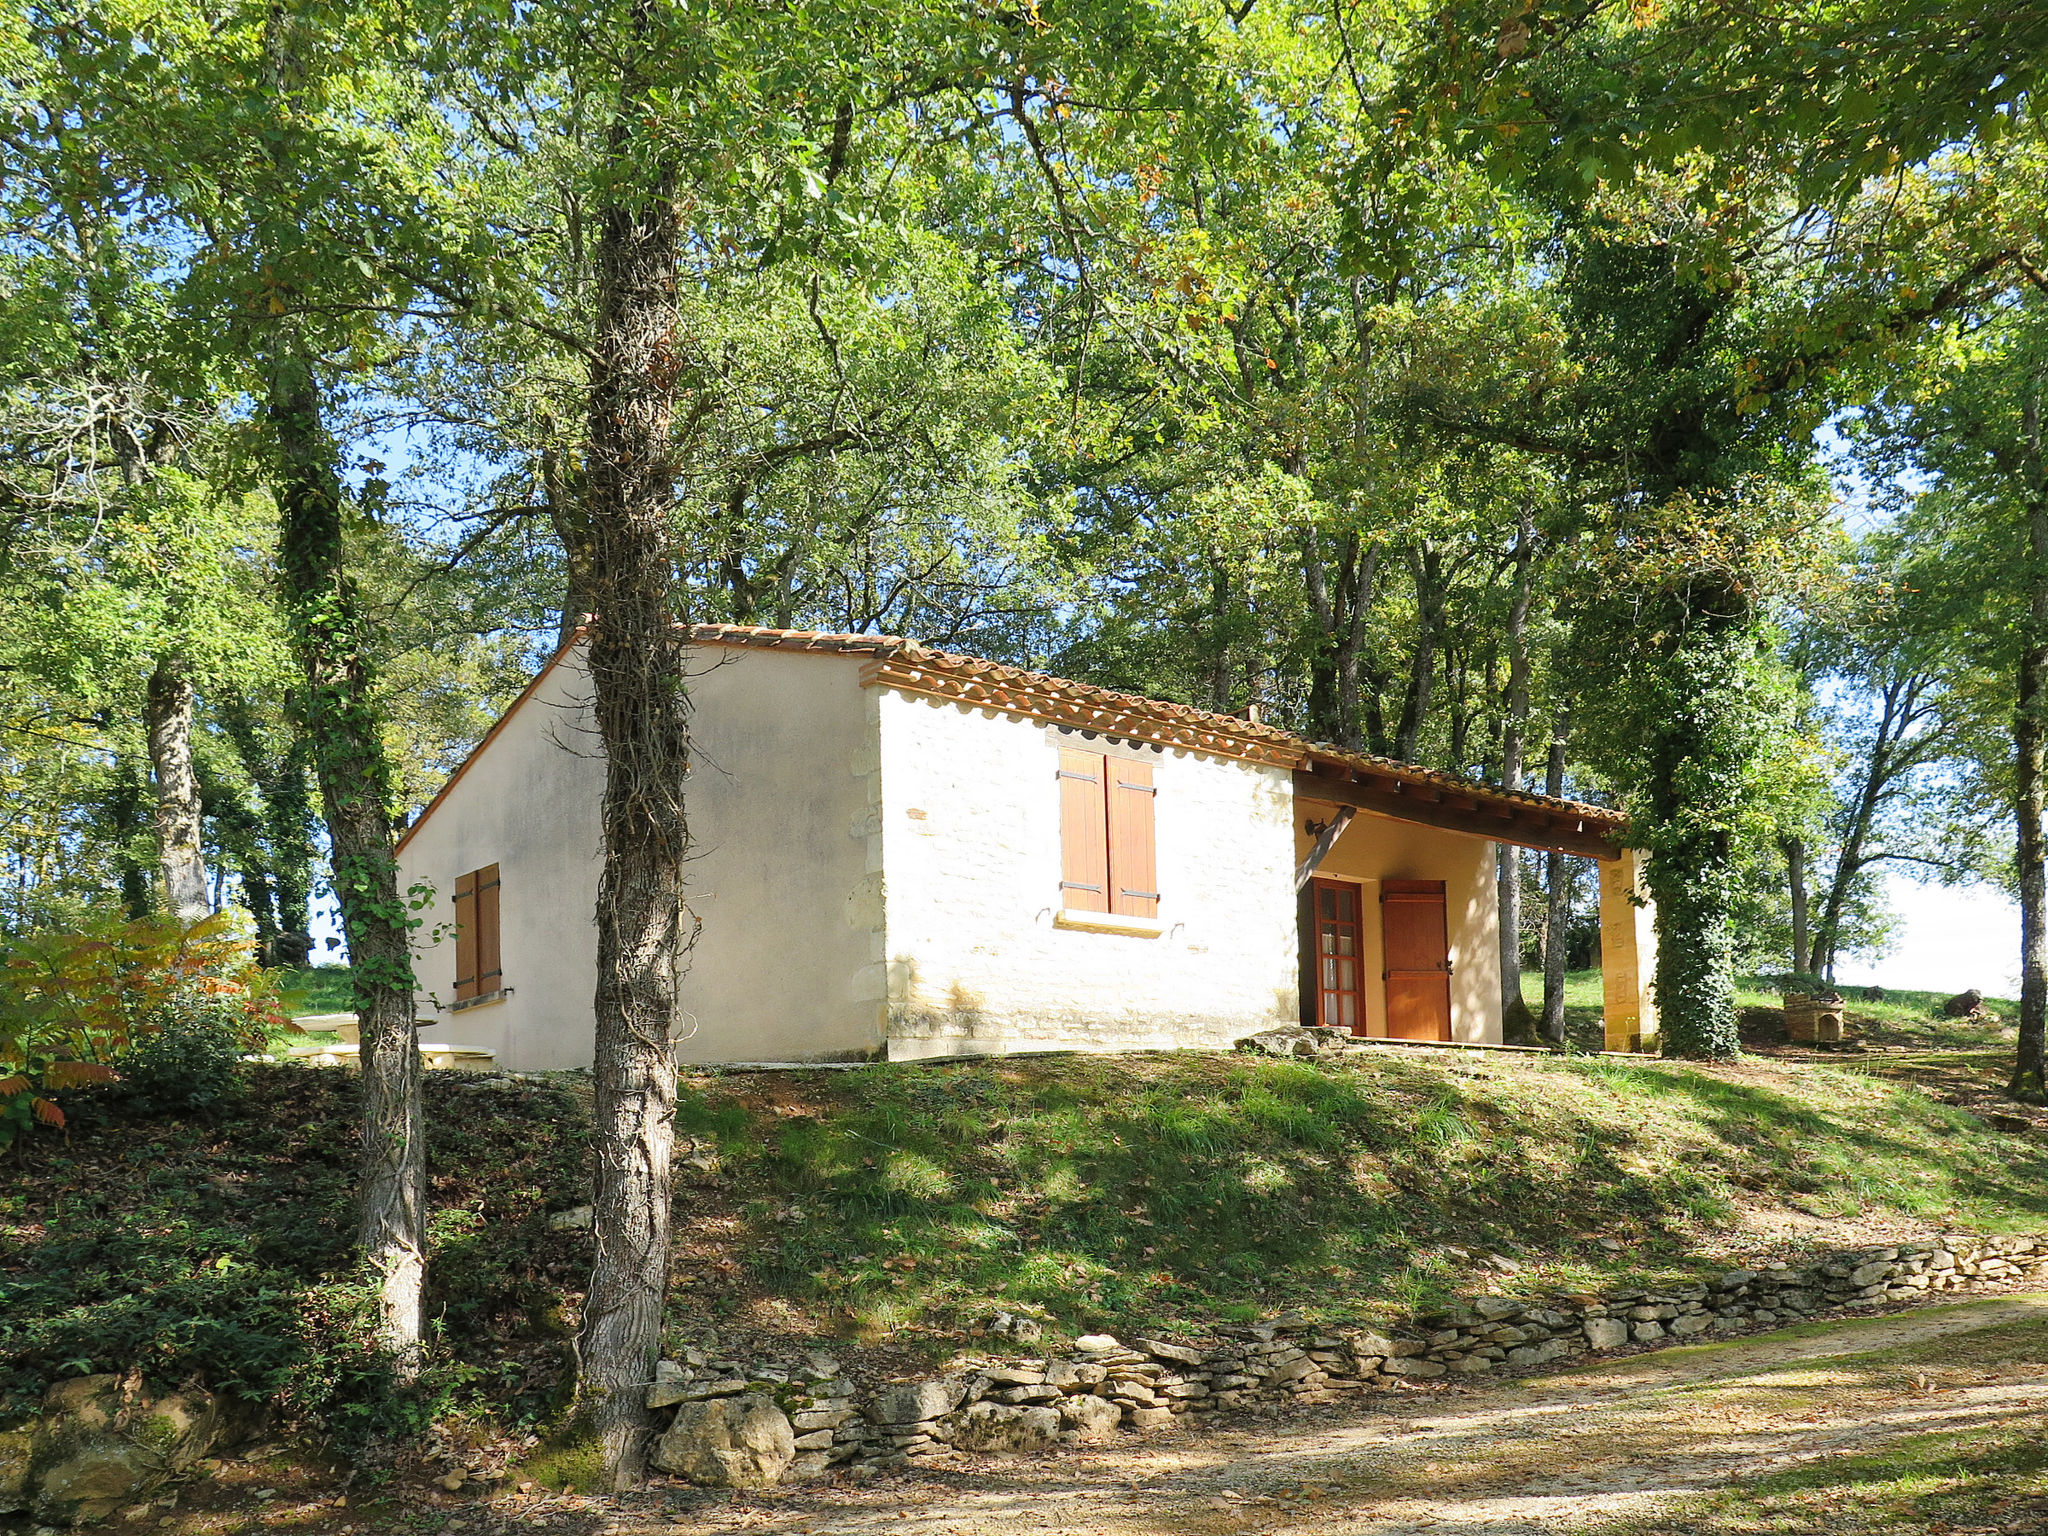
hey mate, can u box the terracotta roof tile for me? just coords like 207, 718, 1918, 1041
683, 623, 1626, 836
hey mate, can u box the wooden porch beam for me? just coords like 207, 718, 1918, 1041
1292, 769, 1622, 861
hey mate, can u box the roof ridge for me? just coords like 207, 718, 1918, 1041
679, 622, 1624, 830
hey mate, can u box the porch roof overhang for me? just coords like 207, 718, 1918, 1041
1291, 757, 1625, 861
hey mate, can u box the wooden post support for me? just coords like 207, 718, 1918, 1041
1599, 849, 1658, 1052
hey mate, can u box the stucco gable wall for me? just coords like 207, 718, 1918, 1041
669, 645, 886, 1063
874, 689, 1299, 1056
400, 642, 885, 1069
398, 647, 606, 1070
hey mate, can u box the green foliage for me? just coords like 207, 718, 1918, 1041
0, 915, 286, 1147
0, 1069, 589, 1444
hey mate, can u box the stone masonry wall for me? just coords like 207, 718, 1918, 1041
643, 1231, 2048, 1485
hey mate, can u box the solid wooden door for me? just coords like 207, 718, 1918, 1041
1310, 879, 1366, 1034
1381, 879, 1451, 1041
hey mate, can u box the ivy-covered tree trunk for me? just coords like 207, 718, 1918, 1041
1641, 595, 1751, 1060
265, 345, 427, 1359
144, 654, 210, 922
573, 54, 690, 1488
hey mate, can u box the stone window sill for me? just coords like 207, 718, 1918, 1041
450, 987, 514, 1013
1055, 910, 1165, 938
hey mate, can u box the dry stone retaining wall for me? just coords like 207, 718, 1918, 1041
645, 1232, 2048, 1484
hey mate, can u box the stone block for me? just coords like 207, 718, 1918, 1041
979, 1365, 1047, 1386
946, 1404, 1061, 1455
1630, 1321, 1665, 1343
1584, 1317, 1630, 1350
1059, 1395, 1124, 1442
1669, 1312, 1714, 1336
649, 1396, 795, 1489
1261, 1356, 1316, 1387
648, 1360, 691, 1409
1128, 1407, 1174, 1429
1382, 1357, 1447, 1378
790, 1408, 857, 1432
1136, 1338, 1208, 1366
867, 1378, 967, 1427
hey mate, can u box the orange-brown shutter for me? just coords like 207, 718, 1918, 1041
1107, 758, 1158, 917
474, 864, 502, 995
453, 869, 479, 1001
1057, 750, 1110, 911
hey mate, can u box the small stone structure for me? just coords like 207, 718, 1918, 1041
644, 1233, 2048, 1484
1, 1375, 241, 1525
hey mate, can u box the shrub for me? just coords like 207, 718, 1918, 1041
0, 914, 289, 1145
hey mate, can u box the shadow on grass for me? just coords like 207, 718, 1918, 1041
675, 1047, 2029, 1341
1586, 1061, 2048, 1223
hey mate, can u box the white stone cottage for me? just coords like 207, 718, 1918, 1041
395, 625, 1655, 1070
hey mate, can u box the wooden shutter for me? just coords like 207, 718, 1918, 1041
1057, 750, 1110, 911
474, 864, 502, 995
1106, 758, 1158, 917
453, 869, 479, 1001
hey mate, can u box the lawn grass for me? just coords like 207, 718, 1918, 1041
1625, 1423, 2048, 1535
1520, 969, 2020, 1053
673, 1040, 2048, 1347
277, 964, 357, 1017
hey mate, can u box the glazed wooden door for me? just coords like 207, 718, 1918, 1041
1381, 879, 1451, 1041
1310, 879, 1366, 1034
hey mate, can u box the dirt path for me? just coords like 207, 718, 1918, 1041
637, 1294, 2048, 1536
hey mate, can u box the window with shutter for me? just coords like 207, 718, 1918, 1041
1058, 748, 1161, 920
1106, 758, 1158, 917
453, 863, 502, 1002
1057, 750, 1110, 912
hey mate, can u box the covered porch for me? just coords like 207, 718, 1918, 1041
1291, 754, 1656, 1052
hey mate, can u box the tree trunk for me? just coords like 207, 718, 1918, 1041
2015, 634, 2048, 1100
145, 654, 211, 922
1394, 543, 1443, 762
1807, 675, 1915, 978
265, 343, 427, 1361
572, 58, 690, 1488
1497, 527, 1536, 1017
1540, 714, 1572, 1045
2012, 387, 2048, 1102
1782, 835, 1809, 979
104, 757, 155, 920
1301, 533, 1375, 749
543, 442, 595, 653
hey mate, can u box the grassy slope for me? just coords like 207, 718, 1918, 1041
680, 1001, 2047, 1346
6, 991, 2042, 1435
